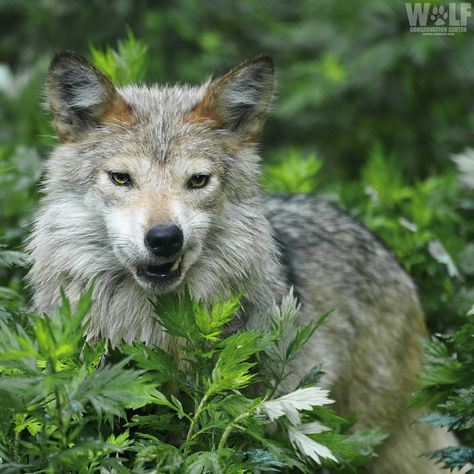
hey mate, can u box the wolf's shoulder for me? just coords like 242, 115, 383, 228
264, 193, 411, 292
264, 193, 376, 242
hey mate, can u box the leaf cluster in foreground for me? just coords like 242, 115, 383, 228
0, 288, 385, 473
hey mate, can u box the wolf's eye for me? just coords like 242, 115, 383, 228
188, 174, 210, 189
109, 172, 132, 186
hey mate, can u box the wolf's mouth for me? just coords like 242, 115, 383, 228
136, 256, 183, 286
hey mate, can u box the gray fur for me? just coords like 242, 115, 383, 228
28, 53, 459, 473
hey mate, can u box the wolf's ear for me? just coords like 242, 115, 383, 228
46, 51, 132, 141
189, 54, 275, 142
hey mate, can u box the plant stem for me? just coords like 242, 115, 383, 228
49, 356, 70, 474
54, 385, 66, 445
217, 411, 253, 451
267, 360, 286, 399
183, 391, 210, 456
14, 427, 20, 463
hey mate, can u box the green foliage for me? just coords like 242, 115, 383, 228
0, 246, 27, 269
89, 30, 148, 85
3, 1, 474, 177
0, 286, 384, 473
412, 306, 474, 472
258, 289, 333, 395
0, 288, 160, 473
0, 146, 41, 248
263, 149, 322, 193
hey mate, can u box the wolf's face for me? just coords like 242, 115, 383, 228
44, 52, 274, 294
91, 124, 225, 292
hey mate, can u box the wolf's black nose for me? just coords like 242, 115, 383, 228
145, 224, 183, 258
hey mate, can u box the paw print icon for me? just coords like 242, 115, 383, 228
430, 5, 449, 26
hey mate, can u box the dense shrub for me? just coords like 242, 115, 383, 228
412, 305, 474, 471
0, 283, 385, 472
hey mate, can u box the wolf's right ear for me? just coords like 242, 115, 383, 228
46, 51, 132, 141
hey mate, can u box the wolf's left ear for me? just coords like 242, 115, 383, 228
189, 54, 275, 142
46, 51, 132, 141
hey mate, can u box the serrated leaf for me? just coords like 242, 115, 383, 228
184, 451, 223, 474
418, 413, 461, 429
209, 332, 272, 394
288, 308, 334, 359
151, 291, 199, 341
298, 365, 325, 388
121, 341, 179, 384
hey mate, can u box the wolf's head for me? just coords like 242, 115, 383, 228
35, 52, 277, 307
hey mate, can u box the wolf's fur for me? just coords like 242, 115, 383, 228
28, 52, 458, 473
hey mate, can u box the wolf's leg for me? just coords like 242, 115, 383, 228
368, 415, 460, 474
326, 302, 462, 474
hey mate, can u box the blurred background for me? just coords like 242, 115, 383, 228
1, 0, 474, 331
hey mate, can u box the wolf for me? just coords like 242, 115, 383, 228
28, 51, 457, 473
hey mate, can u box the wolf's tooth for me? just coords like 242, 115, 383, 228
170, 256, 182, 272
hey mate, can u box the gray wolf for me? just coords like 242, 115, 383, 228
28, 51, 457, 473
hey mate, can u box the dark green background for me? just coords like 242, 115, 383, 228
2, 0, 474, 177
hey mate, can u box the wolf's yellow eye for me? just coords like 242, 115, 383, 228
188, 174, 210, 189
109, 172, 132, 186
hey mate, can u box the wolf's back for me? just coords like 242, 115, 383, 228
265, 194, 417, 308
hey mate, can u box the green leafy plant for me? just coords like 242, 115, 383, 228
0, 285, 385, 473
263, 149, 322, 194
412, 305, 474, 472
89, 30, 148, 85
0, 288, 161, 473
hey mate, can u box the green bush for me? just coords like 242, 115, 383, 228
2, 1, 474, 177
412, 305, 474, 471
0, 285, 385, 473
263, 149, 322, 194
